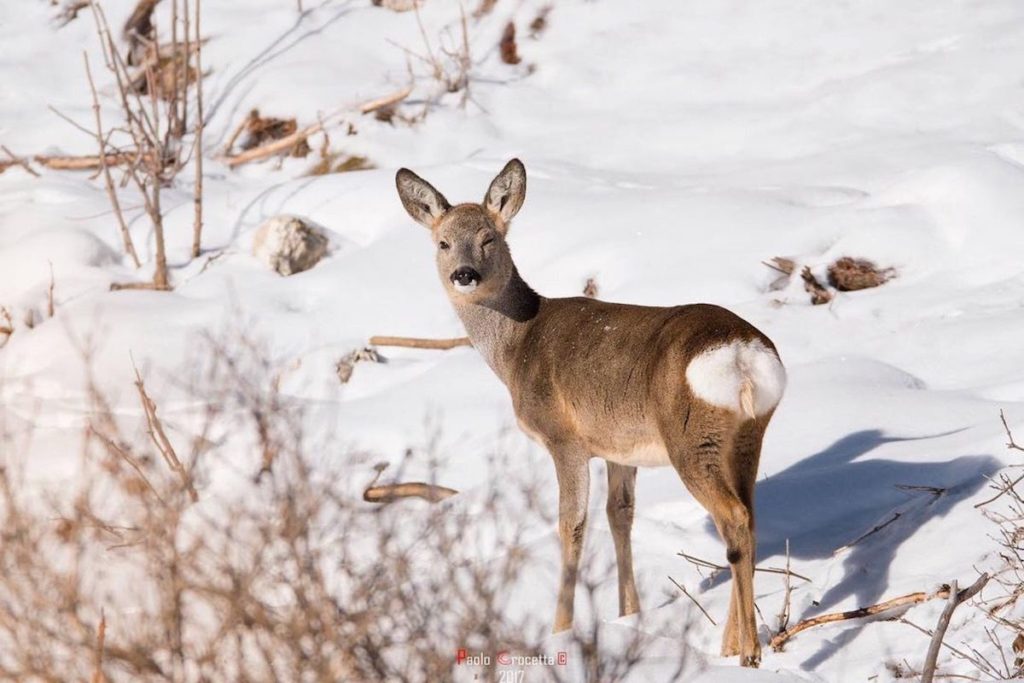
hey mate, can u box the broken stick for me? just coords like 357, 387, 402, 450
363, 482, 458, 503
369, 335, 471, 350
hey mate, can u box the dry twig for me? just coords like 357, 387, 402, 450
678, 551, 811, 583
132, 360, 198, 502
975, 411, 1024, 508
91, 610, 107, 683
668, 576, 715, 625
47, 263, 56, 318
83, 52, 142, 269
191, 0, 205, 258
0, 145, 40, 177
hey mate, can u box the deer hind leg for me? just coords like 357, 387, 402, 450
665, 413, 761, 667
720, 415, 770, 658
550, 446, 591, 633
606, 462, 640, 617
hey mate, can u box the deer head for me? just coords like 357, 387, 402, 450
395, 159, 527, 305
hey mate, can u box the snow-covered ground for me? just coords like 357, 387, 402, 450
4, 0, 1024, 680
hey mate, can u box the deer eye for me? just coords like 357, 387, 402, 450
481, 237, 494, 249
438, 240, 450, 250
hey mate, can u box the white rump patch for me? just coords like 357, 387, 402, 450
685, 339, 786, 417
453, 281, 478, 293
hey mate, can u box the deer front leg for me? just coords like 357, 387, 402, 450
551, 447, 591, 633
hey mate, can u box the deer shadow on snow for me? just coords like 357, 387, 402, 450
701, 429, 999, 669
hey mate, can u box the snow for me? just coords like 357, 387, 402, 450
3, 0, 1024, 679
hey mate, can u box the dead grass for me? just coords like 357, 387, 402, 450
307, 151, 374, 177
529, 6, 552, 39
827, 257, 895, 292
766, 256, 894, 304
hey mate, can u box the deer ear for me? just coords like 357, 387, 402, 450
396, 169, 451, 228
483, 159, 526, 231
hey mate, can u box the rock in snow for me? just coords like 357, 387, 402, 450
252, 215, 329, 276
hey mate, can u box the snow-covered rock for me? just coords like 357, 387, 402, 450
252, 215, 329, 276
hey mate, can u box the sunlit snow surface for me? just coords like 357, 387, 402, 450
3, 1, 1024, 679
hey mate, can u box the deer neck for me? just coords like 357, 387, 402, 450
452, 268, 541, 383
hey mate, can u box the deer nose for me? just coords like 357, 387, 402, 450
450, 266, 480, 291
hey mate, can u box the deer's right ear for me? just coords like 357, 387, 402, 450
396, 169, 451, 228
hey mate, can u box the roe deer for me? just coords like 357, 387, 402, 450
395, 159, 786, 667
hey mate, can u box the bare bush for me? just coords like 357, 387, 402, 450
76, 0, 207, 288
0, 329, 688, 681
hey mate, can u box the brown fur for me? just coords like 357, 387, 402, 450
395, 160, 784, 667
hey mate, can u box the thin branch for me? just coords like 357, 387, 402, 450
677, 551, 812, 583
132, 359, 198, 502
0, 145, 40, 177
47, 262, 56, 318
776, 539, 793, 634
83, 51, 142, 268
922, 575, 990, 683
668, 576, 715, 626
1000, 409, 1024, 452
191, 0, 205, 258
91, 609, 106, 683
975, 412, 1024, 508
833, 512, 902, 556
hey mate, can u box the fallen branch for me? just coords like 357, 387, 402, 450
921, 575, 990, 683
363, 482, 458, 503
771, 584, 963, 651
369, 335, 471, 350
358, 85, 413, 115
34, 153, 138, 171
221, 121, 323, 167
110, 281, 171, 292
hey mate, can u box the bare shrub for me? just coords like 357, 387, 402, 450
0, 329, 688, 681
963, 412, 1024, 679
76, 0, 207, 289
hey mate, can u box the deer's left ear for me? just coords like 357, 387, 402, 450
483, 159, 526, 232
